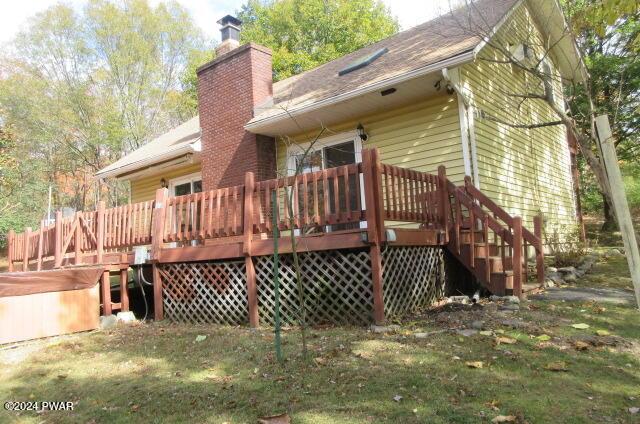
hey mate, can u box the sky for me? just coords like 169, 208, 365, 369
0, 0, 451, 45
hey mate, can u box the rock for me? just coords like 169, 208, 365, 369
116, 311, 137, 323
606, 248, 624, 257
448, 296, 471, 304
483, 303, 498, 313
574, 268, 586, 278
544, 278, 556, 288
563, 272, 578, 283
414, 332, 430, 339
457, 329, 478, 337
499, 304, 520, 312
504, 295, 520, 304
471, 320, 484, 330
547, 266, 558, 273
370, 324, 400, 333
500, 319, 526, 328
99, 315, 118, 330
547, 272, 564, 284
558, 266, 576, 274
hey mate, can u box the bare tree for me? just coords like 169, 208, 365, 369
440, 0, 617, 221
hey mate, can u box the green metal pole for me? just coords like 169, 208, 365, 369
272, 190, 283, 362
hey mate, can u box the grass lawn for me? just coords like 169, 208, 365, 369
1, 259, 639, 423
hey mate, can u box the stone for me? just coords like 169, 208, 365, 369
448, 296, 471, 304
370, 324, 400, 333
414, 332, 430, 339
547, 272, 564, 284
116, 311, 137, 323
545, 279, 556, 288
471, 320, 484, 330
99, 315, 118, 330
606, 248, 624, 257
500, 319, 526, 328
558, 266, 576, 274
504, 295, 520, 304
547, 266, 558, 273
563, 272, 578, 283
499, 304, 520, 312
456, 329, 478, 337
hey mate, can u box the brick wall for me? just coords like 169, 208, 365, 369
197, 42, 276, 191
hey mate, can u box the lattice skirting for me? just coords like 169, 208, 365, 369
157, 246, 444, 325
158, 261, 248, 324
382, 246, 444, 318
254, 249, 374, 326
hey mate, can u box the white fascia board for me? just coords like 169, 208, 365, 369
245, 50, 476, 133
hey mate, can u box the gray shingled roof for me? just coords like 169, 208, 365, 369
250, 0, 520, 124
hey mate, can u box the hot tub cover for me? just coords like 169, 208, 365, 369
0, 267, 104, 297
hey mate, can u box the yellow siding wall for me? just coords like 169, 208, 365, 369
130, 163, 202, 203
457, 3, 577, 242
276, 94, 465, 182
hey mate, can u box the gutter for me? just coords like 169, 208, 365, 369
95, 139, 201, 180
245, 49, 476, 133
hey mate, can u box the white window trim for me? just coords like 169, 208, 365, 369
285, 130, 367, 232
168, 172, 202, 196
285, 130, 363, 176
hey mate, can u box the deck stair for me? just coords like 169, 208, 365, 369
442, 176, 544, 297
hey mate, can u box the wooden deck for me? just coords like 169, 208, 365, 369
5, 148, 545, 325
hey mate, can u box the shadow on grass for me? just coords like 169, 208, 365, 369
2, 314, 639, 424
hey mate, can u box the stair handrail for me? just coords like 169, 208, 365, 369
445, 176, 545, 296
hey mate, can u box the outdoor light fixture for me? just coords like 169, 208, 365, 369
356, 123, 368, 141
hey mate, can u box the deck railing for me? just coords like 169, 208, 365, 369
5, 147, 543, 298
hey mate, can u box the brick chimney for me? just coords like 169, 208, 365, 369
197, 15, 276, 191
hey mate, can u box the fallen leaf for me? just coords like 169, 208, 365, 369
495, 337, 517, 345
596, 329, 610, 336
195, 335, 207, 342
545, 361, 568, 372
571, 323, 590, 329
258, 413, 291, 424
393, 394, 403, 402
492, 415, 516, 423
465, 361, 484, 369
574, 341, 590, 351
313, 357, 327, 366
536, 334, 551, 341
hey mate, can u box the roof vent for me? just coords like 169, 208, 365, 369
339, 47, 388, 76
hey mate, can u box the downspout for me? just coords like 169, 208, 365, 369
442, 68, 481, 188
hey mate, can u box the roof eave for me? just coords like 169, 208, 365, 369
245, 49, 476, 133
95, 140, 201, 180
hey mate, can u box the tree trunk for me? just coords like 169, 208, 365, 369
601, 190, 618, 232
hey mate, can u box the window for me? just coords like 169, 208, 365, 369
286, 131, 365, 232
169, 173, 202, 197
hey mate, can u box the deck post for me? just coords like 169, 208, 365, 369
512, 216, 523, 298
120, 254, 129, 312
36, 221, 44, 271
74, 212, 82, 265
362, 149, 385, 325
150, 188, 168, 320
150, 188, 168, 261
101, 270, 112, 316
54, 211, 63, 268
152, 263, 163, 320
22, 227, 32, 272
438, 166, 450, 243
533, 214, 544, 287
7, 230, 15, 272
243, 172, 259, 327
96, 201, 106, 264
